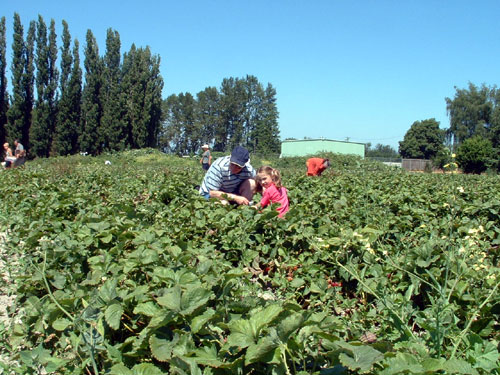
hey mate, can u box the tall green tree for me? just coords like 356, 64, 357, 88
399, 118, 445, 159
196, 86, 220, 147
253, 83, 280, 154
143, 47, 163, 148
159, 94, 179, 153
365, 143, 399, 158
7, 14, 35, 148
241, 75, 263, 150
53, 22, 81, 155
6, 13, 25, 143
100, 28, 124, 151
162, 75, 281, 154
0, 17, 8, 146
52, 20, 72, 155
217, 77, 246, 151
22, 20, 36, 149
59, 20, 72, 93
445, 83, 492, 149
30, 16, 58, 157
122, 45, 163, 149
162, 93, 198, 155
489, 87, 500, 149
80, 29, 102, 155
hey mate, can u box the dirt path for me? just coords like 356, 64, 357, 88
0, 229, 20, 370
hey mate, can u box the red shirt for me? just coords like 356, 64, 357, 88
306, 158, 327, 176
260, 183, 289, 218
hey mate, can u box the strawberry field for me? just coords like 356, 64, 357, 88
0, 149, 499, 375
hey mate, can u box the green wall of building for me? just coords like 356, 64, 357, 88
281, 139, 365, 158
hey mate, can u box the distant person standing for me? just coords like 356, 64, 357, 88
306, 157, 330, 176
200, 144, 212, 171
14, 139, 25, 158
13, 139, 26, 167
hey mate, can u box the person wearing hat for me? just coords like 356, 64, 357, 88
200, 144, 212, 171
199, 145, 256, 205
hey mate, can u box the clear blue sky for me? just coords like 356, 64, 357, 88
3, 1, 500, 150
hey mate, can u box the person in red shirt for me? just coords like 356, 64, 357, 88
254, 166, 289, 218
306, 157, 330, 176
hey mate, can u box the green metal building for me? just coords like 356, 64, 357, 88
281, 138, 365, 158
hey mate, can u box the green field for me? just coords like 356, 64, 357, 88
0, 149, 499, 374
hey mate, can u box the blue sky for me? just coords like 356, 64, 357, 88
3, 1, 500, 150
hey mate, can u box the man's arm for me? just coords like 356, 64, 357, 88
208, 190, 249, 205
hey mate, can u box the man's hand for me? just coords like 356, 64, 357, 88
232, 195, 249, 205
210, 191, 250, 205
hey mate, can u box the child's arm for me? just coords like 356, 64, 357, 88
260, 190, 271, 208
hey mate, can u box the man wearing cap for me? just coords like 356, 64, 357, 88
200, 144, 212, 171
199, 145, 256, 205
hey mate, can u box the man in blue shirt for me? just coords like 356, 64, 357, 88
199, 145, 256, 205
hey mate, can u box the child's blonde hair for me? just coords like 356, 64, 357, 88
257, 166, 283, 188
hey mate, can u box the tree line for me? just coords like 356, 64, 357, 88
0, 14, 281, 159
0, 14, 163, 157
399, 83, 500, 173
159, 75, 280, 155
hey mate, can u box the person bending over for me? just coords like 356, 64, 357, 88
199, 145, 256, 205
306, 157, 330, 176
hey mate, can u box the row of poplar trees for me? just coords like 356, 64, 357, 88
0, 14, 282, 159
0, 14, 163, 157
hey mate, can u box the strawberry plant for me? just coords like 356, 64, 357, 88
0, 149, 499, 374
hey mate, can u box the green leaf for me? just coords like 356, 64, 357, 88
176, 269, 199, 285
250, 303, 283, 333
99, 278, 118, 303
227, 320, 256, 348
105, 302, 123, 330
380, 353, 425, 375
245, 335, 279, 365
150, 333, 179, 362
131, 363, 165, 375
191, 345, 226, 367
471, 341, 500, 371
134, 301, 161, 317
45, 357, 69, 372
50, 272, 66, 289
100, 232, 113, 244
421, 358, 445, 372
443, 359, 479, 375
290, 277, 305, 288
157, 285, 213, 316
106, 343, 123, 363
277, 311, 305, 341
157, 286, 181, 312
52, 317, 72, 331
180, 285, 213, 315
338, 342, 384, 373
190, 308, 216, 334
110, 363, 133, 375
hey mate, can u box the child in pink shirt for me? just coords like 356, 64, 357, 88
255, 166, 289, 218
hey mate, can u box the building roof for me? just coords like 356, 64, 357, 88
281, 138, 365, 146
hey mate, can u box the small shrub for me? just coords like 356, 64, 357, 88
456, 136, 494, 174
